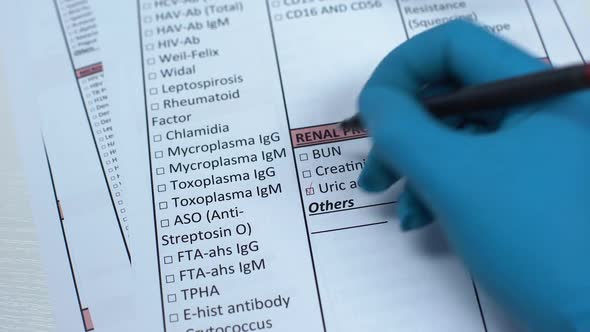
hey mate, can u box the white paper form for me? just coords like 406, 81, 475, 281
93, 0, 159, 255
94, 4, 172, 332
553, 0, 590, 63
0, 2, 135, 331
53, 0, 133, 250
103, 1, 581, 331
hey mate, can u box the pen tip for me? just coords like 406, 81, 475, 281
340, 116, 363, 130
584, 64, 590, 81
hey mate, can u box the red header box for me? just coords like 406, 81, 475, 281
75, 62, 103, 79
291, 123, 368, 148
82, 307, 94, 331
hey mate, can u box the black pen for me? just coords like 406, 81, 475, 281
341, 63, 590, 130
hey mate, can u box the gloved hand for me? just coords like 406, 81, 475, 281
357, 20, 590, 331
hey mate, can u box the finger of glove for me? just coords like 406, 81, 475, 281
359, 86, 464, 183
398, 187, 434, 232
358, 148, 399, 192
420, 83, 508, 132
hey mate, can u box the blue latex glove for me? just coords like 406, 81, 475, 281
358, 20, 590, 331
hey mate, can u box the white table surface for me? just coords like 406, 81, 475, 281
0, 73, 55, 331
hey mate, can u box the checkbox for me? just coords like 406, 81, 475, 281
157, 184, 166, 192
156, 167, 165, 175
155, 151, 163, 158
169, 313, 178, 323
146, 44, 154, 51
142, 3, 151, 9
160, 219, 170, 227
143, 16, 152, 23
148, 72, 156, 80
305, 187, 314, 196
299, 153, 308, 161
165, 274, 175, 283
167, 294, 177, 303
118, 200, 123, 205
302, 170, 311, 178
159, 201, 168, 210
164, 256, 173, 264
153, 134, 162, 142
147, 58, 155, 65
145, 30, 153, 37
272, 1, 280, 7
274, 14, 283, 21
151, 103, 159, 110
149, 88, 158, 95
